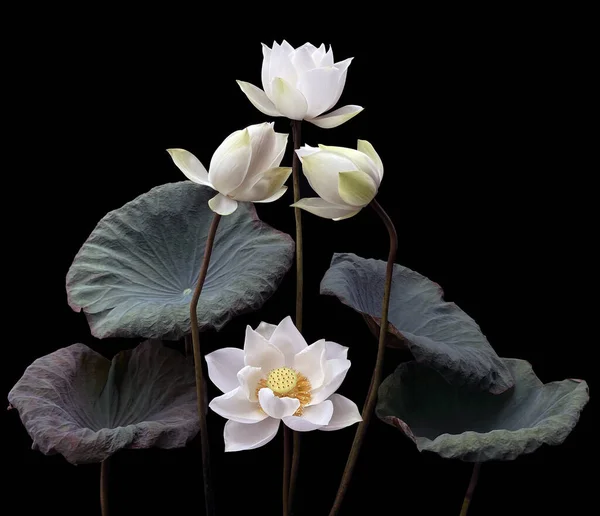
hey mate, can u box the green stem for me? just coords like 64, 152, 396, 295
288, 119, 303, 515
328, 198, 398, 516
190, 212, 221, 516
460, 463, 481, 516
100, 458, 109, 516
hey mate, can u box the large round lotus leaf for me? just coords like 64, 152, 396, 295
376, 359, 589, 462
8, 340, 199, 464
66, 182, 295, 339
320, 253, 514, 393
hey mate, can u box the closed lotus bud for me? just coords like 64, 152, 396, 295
167, 122, 292, 215
292, 141, 384, 220
237, 41, 363, 129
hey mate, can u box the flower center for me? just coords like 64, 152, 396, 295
257, 367, 312, 416
266, 367, 297, 395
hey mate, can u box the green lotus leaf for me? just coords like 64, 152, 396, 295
8, 341, 198, 464
376, 359, 589, 461
320, 253, 513, 393
66, 182, 294, 339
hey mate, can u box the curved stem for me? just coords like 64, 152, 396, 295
460, 463, 481, 516
287, 119, 303, 515
100, 459, 109, 516
190, 212, 221, 516
328, 198, 398, 516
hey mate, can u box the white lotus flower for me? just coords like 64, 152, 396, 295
237, 41, 363, 129
167, 122, 291, 216
292, 141, 384, 220
206, 316, 362, 452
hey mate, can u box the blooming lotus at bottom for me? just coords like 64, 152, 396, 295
206, 316, 362, 451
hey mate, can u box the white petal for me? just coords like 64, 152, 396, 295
299, 42, 318, 54
298, 67, 343, 118
245, 122, 278, 179
291, 198, 361, 221
295, 145, 320, 159
243, 325, 285, 372
209, 128, 252, 194
255, 322, 278, 340
261, 44, 272, 95
231, 167, 291, 202
271, 77, 308, 120
292, 46, 317, 74
329, 58, 353, 108
309, 358, 351, 405
280, 39, 295, 54
357, 140, 384, 181
237, 365, 264, 402
236, 81, 281, 117
224, 417, 280, 452
254, 186, 287, 203
266, 132, 289, 169
300, 151, 356, 204
269, 315, 308, 366
166, 149, 211, 186
269, 42, 297, 88
337, 170, 378, 207
318, 144, 380, 185
205, 347, 245, 393
258, 388, 300, 419
312, 43, 327, 66
309, 105, 364, 129
325, 341, 348, 360
321, 46, 334, 67
320, 394, 362, 431
209, 387, 266, 423
208, 193, 238, 215
293, 339, 326, 389
283, 400, 333, 431
334, 57, 353, 74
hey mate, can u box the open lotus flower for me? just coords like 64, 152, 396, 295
206, 316, 362, 451
292, 141, 384, 220
237, 41, 363, 129
168, 122, 291, 215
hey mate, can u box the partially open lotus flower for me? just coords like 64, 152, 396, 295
292, 141, 384, 220
206, 316, 362, 451
168, 122, 291, 215
237, 41, 363, 129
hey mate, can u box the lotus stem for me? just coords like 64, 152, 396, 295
460, 463, 481, 516
328, 198, 397, 516
190, 212, 221, 516
100, 458, 109, 516
287, 119, 303, 515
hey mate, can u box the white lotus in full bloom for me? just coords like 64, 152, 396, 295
237, 41, 363, 129
206, 316, 362, 451
167, 122, 291, 216
292, 141, 384, 220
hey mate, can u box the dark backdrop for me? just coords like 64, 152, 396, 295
4, 7, 594, 516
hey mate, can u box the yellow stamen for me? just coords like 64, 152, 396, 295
257, 367, 312, 416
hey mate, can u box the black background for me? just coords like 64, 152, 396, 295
4, 7, 594, 516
